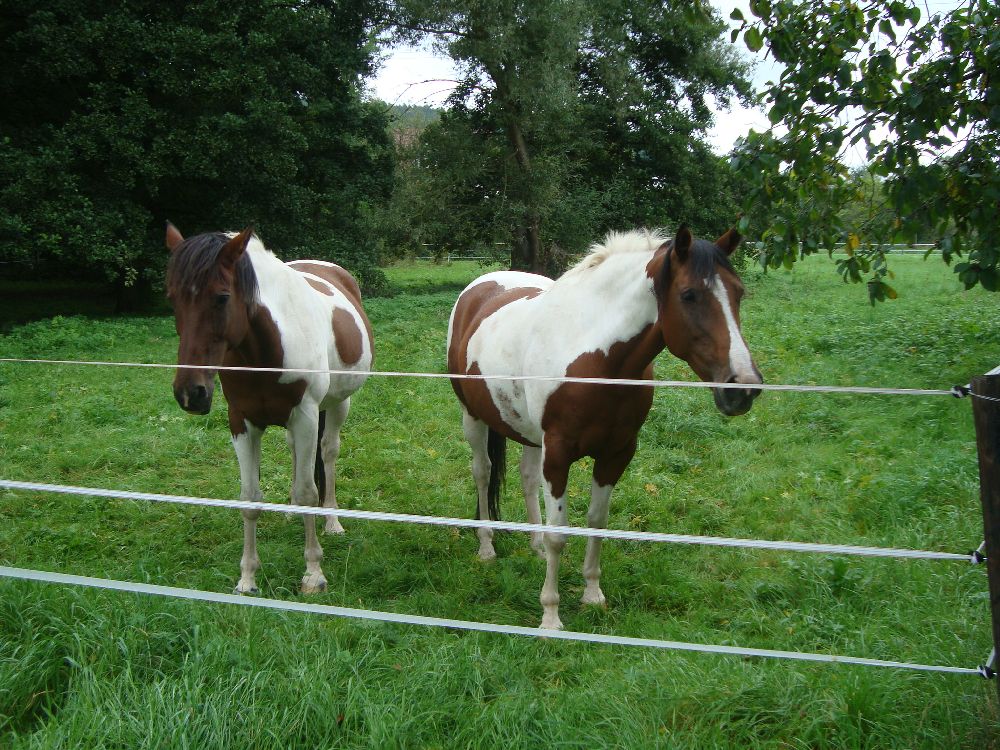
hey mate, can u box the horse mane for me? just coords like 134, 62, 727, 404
560, 229, 671, 280
166, 231, 261, 313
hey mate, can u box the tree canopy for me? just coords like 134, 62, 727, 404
0, 0, 394, 301
730, 0, 999, 300
387, 0, 753, 273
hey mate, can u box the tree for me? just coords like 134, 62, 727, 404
391, 0, 753, 273
729, 0, 999, 300
0, 0, 394, 303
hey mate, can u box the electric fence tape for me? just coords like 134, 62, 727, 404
0, 479, 971, 561
0, 565, 980, 676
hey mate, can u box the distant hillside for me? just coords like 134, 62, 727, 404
387, 104, 442, 130
385, 104, 441, 150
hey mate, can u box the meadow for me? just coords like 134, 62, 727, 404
1, 253, 999, 748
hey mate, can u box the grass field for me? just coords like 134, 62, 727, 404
1, 254, 999, 748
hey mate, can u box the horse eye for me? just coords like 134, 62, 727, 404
680, 288, 697, 303
214, 293, 230, 308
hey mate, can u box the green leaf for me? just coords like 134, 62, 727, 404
745, 27, 764, 52
730, 8, 745, 22
980, 268, 999, 292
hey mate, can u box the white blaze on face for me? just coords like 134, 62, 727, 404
709, 276, 755, 381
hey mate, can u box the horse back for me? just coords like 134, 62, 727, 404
288, 260, 364, 309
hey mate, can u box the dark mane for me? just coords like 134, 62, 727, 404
658, 238, 736, 293
166, 231, 260, 313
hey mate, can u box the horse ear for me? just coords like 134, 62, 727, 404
165, 221, 184, 252
673, 224, 692, 263
219, 226, 254, 270
716, 228, 743, 256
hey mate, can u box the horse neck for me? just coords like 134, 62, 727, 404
546, 251, 666, 378
226, 250, 287, 369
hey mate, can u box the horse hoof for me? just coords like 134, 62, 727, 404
477, 548, 497, 562
581, 593, 608, 609
539, 616, 564, 631
324, 521, 346, 535
234, 584, 259, 595
301, 576, 327, 594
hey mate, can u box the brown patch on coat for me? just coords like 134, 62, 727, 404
538, 326, 665, 496
287, 260, 375, 366
303, 276, 335, 296
332, 307, 364, 365
288, 261, 364, 307
448, 280, 544, 444
220, 306, 308, 433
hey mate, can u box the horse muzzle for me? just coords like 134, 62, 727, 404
174, 383, 214, 415
712, 374, 763, 417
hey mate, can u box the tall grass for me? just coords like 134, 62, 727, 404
1, 256, 998, 747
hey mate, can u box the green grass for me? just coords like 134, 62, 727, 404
1, 256, 999, 748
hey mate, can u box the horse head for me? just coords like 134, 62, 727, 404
655, 225, 763, 416
164, 222, 257, 414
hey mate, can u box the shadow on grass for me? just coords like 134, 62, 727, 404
0, 280, 172, 332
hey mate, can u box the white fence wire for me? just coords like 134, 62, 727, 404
0, 479, 973, 562
0, 565, 980, 676
0, 356, 960, 397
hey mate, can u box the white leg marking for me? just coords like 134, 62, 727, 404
540, 477, 568, 630
582, 481, 613, 607
287, 406, 327, 594
233, 425, 264, 594
321, 399, 350, 535
520, 446, 544, 557
462, 410, 495, 561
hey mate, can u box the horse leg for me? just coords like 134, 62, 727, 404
462, 409, 495, 561
539, 441, 571, 630
582, 449, 635, 608
287, 406, 327, 594
520, 446, 544, 557
232, 423, 264, 594
321, 398, 350, 535
581, 480, 614, 607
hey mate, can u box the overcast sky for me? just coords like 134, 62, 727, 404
368, 2, 775, 156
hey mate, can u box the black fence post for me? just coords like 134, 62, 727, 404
972, 373, 1000, 698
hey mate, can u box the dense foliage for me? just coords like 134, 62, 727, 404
0, 0, 394, 301
386, 0, 753, 272
730, 0, 999, 300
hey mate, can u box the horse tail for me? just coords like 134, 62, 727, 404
485, 428, 506, 521
313, 410, 326, 504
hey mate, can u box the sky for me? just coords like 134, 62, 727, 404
368, 2, 776, 156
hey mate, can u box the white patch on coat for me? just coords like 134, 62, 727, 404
246, 241, 372, 408
708, 276, 754, 380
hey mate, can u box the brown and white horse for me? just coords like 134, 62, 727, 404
447, 225, 762, 630
165, 223, 374, 595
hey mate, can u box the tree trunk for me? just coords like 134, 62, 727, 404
492, 66, 546, 274
511, 217, 543, 273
